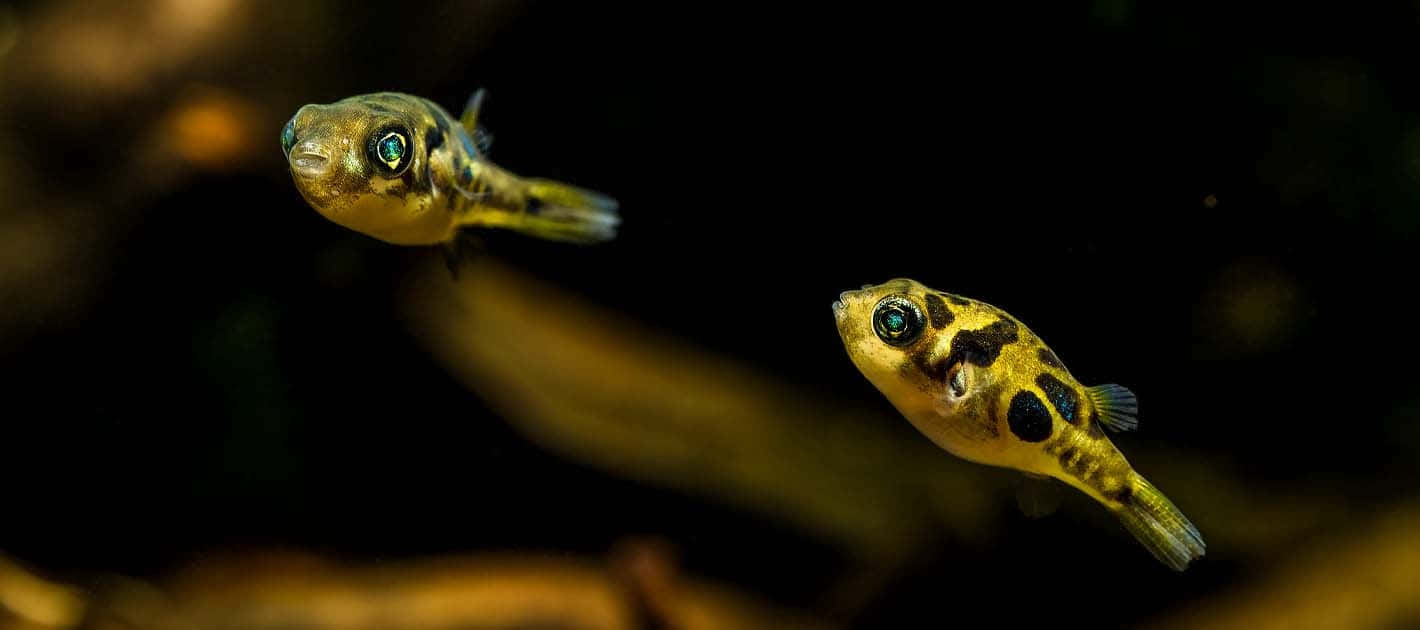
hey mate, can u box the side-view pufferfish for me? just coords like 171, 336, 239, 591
833, 279, 1204, 570
281, 89, 618, 249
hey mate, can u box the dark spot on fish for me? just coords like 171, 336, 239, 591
1112, 484, 1134, 504
1035, 373, 1080, 425
425, 101, 456, 142
923, 294, 953, 329
1007, 390, 1053, 442
526, 196, 543, 215
1038, 347, 1063, 368
984, 394, 1001, 438
946, 318, 1019, 368
437, 111, 457, 144
364, 102, 396, 115
1083, 465, 1100, 483
424, 126, 443, 152
400, 168, 420, 194
423, 130, 441, 192
1059, 446, 1080, 472
458, 163, 474, 187
909, 346, 948, 383
939, 293, 971, 306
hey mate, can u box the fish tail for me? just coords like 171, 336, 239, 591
1114, 473, 1205, 571
462, 176, 619, 244
519, 178, 620, 243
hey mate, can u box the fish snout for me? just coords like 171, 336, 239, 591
832, 288, 867, 317
289, 140, 331, 179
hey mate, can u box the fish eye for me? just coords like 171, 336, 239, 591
366, 125, 411, 176
280, 117, 296, 155
872, 295, 924, 346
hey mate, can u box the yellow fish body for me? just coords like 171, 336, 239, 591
833, 278, 1204, 570
281, 90, 618, 247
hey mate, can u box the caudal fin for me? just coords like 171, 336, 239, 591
1116, 474, 1205, 571
499, 178, 619, 244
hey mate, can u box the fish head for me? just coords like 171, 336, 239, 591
280, 93, 447, 244
835, 278, 961, 416
836, 278, 1035, 459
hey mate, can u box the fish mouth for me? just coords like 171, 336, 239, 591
289, 152, 329, 178
832, 289, 859, 317
288, 141, 331, 178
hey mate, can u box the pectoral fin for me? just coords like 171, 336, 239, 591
1016, 473, 1063, 519
1087, 384, 1138, 432
440, 232, 483, 277
929, 357, 997, 442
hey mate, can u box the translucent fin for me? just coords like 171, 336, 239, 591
520, 178, 620, 243
1087, 384, 1138, 432
1015, 474, 1062, 519
459, 88, 494, 154
460, 88, 487, 136
472, 127, 494, 155
440, 232, 484, 277
1115, 475, 1205, 571
461, 178, 619, 244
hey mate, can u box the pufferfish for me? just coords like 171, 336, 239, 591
280, 89, 618, 249
833, 279, 1205, 570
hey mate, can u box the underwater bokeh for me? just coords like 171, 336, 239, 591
1, 1, 1418, 628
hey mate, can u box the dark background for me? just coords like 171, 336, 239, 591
2, 1, 1418, 627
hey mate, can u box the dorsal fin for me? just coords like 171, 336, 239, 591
1087, 384, 1138, 432
459, 88, 494, 154
472, 127, 494, 155
459, 88, 486, 134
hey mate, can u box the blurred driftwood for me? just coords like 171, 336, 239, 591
0, 546, 828, 630
402, 257, 1002, 562
1148, 503, 1420, 630
0, 555, 85, 629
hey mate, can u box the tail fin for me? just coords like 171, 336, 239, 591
1116, 474, 1205, 571
500, 178, 619, 244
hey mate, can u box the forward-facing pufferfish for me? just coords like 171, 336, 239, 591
281, 89, 618, 248
834, 279, 1204, 570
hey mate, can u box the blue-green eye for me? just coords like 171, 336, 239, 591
366, 126, 410, 175
378, 133, 404, 164
280, 117, 296, 155
873, 295, 924, 346
882, 310, 906, 332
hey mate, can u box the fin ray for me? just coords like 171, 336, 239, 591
1087, 384, 1138, 432
460, 88, 486, 134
